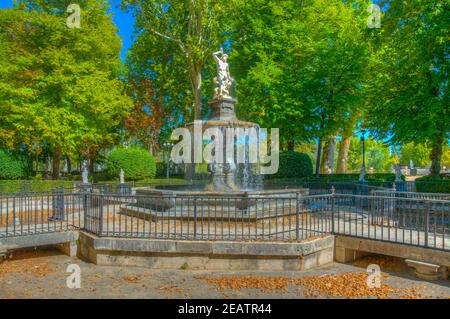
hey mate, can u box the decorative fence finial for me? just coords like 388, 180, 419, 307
331, 186, 336, 195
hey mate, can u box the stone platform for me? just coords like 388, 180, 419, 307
78, 231, 334, 271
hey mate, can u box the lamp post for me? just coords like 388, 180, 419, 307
359, 129, 367, 182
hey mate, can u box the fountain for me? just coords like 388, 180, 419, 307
122, 49, 308, 220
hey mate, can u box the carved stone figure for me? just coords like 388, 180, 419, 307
81, 160, 89, 184
213, 48, 233, 98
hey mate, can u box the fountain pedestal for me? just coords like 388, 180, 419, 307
206, 162, 238, 192
209, 96, 238, 121
205, 96, 241, 192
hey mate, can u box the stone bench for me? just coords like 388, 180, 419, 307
405, 259, 448, 280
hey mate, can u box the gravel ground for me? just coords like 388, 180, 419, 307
0, 248, 449, 299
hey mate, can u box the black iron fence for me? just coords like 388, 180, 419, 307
2, 180, 447, 197
0, 192, 83, 237
332, 194, 449, 250
371, 189, 450, 201
1, 190, 449, 251
84, 193, 333, 241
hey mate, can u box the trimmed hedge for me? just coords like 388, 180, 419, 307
0, 149, 28, 180
415, 175, 450, 193
0, 180, 74, 193
106, 147, 156, 181
313, 173, 404, 182
271, 151, 313, 179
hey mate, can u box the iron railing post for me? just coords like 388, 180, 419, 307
193, 198, 197, 240
83, 192, 89, 232
98, 195, 104, 236
331, 187, 335, 234
424, 200, 430, 247
295, 192, 300, 240
61, 187, 65, 221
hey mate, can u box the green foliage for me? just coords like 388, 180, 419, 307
314, 173, 402, 182
0, 1, 132, 158
399, 142, 431, 167
365, 0, 449, 175
415, 175, 450, 194
348, 138, 394, 173
0, 0, 446, 180
272, 151, 313, 179
264, 173, 404, 186
229, 0, 370, 147
106, 147, 156, 181
0, 180, 73, 192
0, 149, 28, 179
155, 162, 184, 178
124, 0, 228, 122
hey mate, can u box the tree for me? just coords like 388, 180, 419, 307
0, 0, 132, 179
347, 137, 394, 173
123, 0, 228, 121
124, 78, 166, 154
399, 142, 431, 168
320, 135, 337, 174
336, 112, 359, 173
227, 0, 370, 176
365, 0, 449, 177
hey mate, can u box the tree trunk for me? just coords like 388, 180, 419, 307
320, 139, 330, 174
45, 156, 51, 179
89, 158, 95, 179
66, 156, 72, 174
34, 154, 39, 176
328, 135, 337, 174
428, 72, 443, 178
287, 140, 295, 151
337, 135, 351, 173
52, 147, 61, 180
191, 68, 202, 120
315, 138, 322, 177
429, 131, 444, 177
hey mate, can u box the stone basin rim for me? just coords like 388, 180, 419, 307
134, 187, 309, 197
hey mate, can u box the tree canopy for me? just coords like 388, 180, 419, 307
365, 0, 449, 176
0, 0, 132, 178
0, 0, 447, 179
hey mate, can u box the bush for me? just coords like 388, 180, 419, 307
271, 151, 313, 179
106, 147, 156, 181
0, 149, 28, 180
0, 180, 74, 193
415, 175, 450, 193
313, 173, 403, 182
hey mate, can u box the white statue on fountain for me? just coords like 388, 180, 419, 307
213, 48, 234, 98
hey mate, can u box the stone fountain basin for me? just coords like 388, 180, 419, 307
120, 186, 310, 221
130, 186, 309, 211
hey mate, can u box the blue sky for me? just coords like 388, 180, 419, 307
0, 0, 135, 59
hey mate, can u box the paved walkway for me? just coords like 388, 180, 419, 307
0, 249, 449, 299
